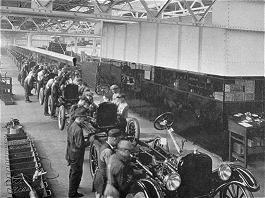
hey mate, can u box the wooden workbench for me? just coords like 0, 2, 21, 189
228, 114, 265, 168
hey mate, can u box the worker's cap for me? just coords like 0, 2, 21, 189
108, 128, 121, 138
110, 85, 119, 90
116, 93, 126, 98
28, 71, 34, 76
62, 68, 67, 73
118, 140, 133, 151
74, 108, 88, 117
84, 91, 93, 97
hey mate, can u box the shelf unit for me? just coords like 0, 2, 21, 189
228, 118, 265, 168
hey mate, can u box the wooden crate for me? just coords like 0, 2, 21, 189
214, 92, 234, 101
234, 91, 244, 101
244, 93, 255, 101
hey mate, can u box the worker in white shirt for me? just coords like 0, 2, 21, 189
37, 68, 48, 99
116, 93, 129, 133
110, 85, 120, 105
24, 71, 34, 103
44, 77, 56, 116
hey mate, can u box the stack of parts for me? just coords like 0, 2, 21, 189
4, 133, 51, 198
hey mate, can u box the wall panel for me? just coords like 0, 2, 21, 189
201, 28, 227, 76
106, 26, 114, 59
113, 25, 126, 61
212, 1, 264, 31
125, 23, 139, 63
102, 28, 108, 58
179, 26, 199, 71
156, 24, 179, 69
226, 30, 264, 76
138, 23, 156, 65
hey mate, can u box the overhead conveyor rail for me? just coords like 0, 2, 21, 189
12, 45, 77, 67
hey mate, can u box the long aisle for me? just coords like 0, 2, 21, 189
1, 54, 264, 197
0, 55, 94, 198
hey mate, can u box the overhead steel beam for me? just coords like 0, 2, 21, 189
156, 0, 172, 18
0, 6, 175, 24
0, 28, 101, 37
198, 0, 216, 23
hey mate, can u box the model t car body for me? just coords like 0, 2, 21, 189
90, 112, 260, 198
88, 101, 140, 177
38, 72, 57, 105
57, 83, 79, 130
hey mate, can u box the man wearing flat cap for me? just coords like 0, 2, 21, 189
93, 128, 122, 198
110, 84, 120, 104
66, 108, 90, 198
116, 93, 129, 119
104, 140, 145, 198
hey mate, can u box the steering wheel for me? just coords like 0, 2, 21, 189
154, 112, 175, 130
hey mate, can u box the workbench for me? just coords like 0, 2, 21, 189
228, 113, 265, 168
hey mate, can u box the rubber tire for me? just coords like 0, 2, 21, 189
48, 95, 52, 115
18, 73, 21, 83
58, 105, 66, 130
39, 87, 44, 105
217, 183, 254, 198
36, 83, 40, 99
126, 117, 140, 140
89, 140, 101, 178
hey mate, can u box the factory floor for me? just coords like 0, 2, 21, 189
0, 55, 264, 198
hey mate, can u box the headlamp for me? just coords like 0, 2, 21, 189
218, 163, 232, 181
163, 173, 181, 191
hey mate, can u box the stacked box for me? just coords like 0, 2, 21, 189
214, 92, 234, 101
248, 137, 262, 147
244, 80, 255, 93
233, 142, 244, 154
244, 93, 255, 101
225, 84, 243, 92
234, 91, 244, 101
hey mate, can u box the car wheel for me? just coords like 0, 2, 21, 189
89, 140, 101, 178
39, 87, 44, 105
48, 95, 52, 115
18, 73, 21, 83
58, 105, 66, 130
216, 183, 254, 198
36, 83, 40, 99
126, 117, 140, 141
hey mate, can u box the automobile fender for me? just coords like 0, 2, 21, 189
229, 164, 260, 192
136, 178, 164, 198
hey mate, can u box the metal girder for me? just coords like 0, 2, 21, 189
0, 4, 210, 24
182, 0, 198, 23
156, 0, 172, 18
0, 28, 101, 37
0, 7, 100, 34
198, 0, 216, 23
139, 0, 155, 18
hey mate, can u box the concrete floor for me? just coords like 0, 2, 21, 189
1, 55, 264, 198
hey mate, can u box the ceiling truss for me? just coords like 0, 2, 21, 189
1, 0, 214, 40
